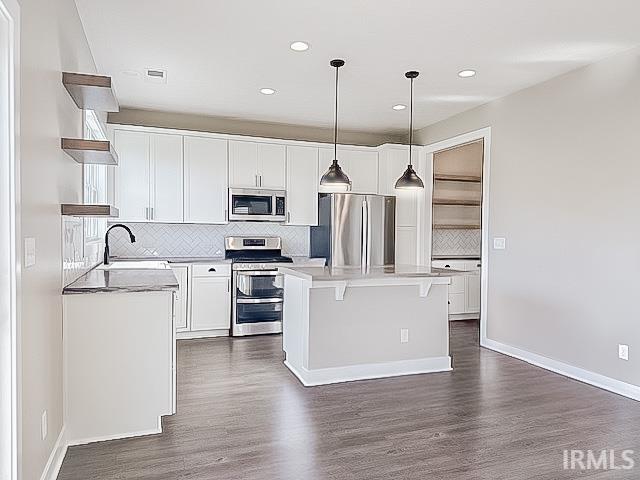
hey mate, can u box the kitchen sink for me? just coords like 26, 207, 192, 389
96, 260, 169, 271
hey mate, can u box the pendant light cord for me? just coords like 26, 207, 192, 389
408, 76, 414, 167
334, 64, 339, 162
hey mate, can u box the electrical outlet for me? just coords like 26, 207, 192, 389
400, 328, 409, 343
41, 410, 47, 440
619, 344, 629, 361
493, 237, 506, 250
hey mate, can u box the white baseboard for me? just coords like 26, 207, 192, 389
66, 426, 163, 447
40, 426, 67, 480
176, 329, 228, 340
482, 338, 640, 401
285, 356, 452, 387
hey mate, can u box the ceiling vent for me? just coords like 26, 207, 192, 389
144, 68, 167, 84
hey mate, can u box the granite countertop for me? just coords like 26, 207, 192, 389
109, 256, 231, 264
108, 256, 324, 266
63, 268, 179, 295
279, 264, 464, 282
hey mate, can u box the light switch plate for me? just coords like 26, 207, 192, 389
24, 237, 36, 267
400, 328, 409, 343
493, 237, 506, 250
619, 344, 629, 361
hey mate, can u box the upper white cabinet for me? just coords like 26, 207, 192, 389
318, 147, 379, 194
286, 145, 318, 226
184, 136, 228, 224
229, 140, 286, 189
152, 134, 184, 223
378, 146, 420, 227
113, 129, 183, 222
113, 130, 150, 222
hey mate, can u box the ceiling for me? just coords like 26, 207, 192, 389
75, 0, 640, 135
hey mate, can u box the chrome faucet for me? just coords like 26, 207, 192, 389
103, 224, 136, 265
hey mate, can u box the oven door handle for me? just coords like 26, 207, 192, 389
236, 271, 281, 276
236, 297, 284, 304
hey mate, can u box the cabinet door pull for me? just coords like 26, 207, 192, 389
445, 264, 451, 268
208, 267, 216, 272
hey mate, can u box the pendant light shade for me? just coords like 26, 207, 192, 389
395, 70, 424, 190
320, 59, 351, 187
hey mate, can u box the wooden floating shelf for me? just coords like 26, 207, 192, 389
61, 138, 119, 165
432, 198, 481, 207
62, 72, 119, 112
433, 224, 481, 230
434, 174, 482, 183
61, 204, 119, 218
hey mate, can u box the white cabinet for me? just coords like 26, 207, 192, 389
152, 134, 184, 223
396, 226, 417, 265
229, 140, 286, 189
184, 136, 228, 224
113, 129, 183, 222
432, 260, 481, 317
378, 146, 420, 227
171, 266, 189, 331
318, 147, 379, 194
286, 145, 318, 226
113, 130, 150, 222
189, 264, 231, 332
190, 277, 231, 331
259, 143, 287, 189
465, 273, 481, 313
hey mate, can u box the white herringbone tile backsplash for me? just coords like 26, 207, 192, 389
432, 229, 481, 257
107, 222, 310, 258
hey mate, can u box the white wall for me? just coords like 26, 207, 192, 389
417, 47, 640, 388
17, 0, 96, 478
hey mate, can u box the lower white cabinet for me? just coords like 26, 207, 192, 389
190, 277, 231, 331
171, 266, 189, 331
174, 263, 231, 336
432, 260, 481, 317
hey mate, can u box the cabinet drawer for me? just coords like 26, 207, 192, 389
448, 293, 466, 315
192, 264, 231, 277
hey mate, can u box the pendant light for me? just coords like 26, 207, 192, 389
395, 70, 424, 189
320, 59, 351, 187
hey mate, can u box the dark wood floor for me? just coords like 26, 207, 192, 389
58, 320, 640, 479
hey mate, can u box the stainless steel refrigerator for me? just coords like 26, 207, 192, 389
310, 193, 396, 268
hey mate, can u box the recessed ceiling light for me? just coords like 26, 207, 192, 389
290, 41, 310, 52
458, 69, 476, 78
392, 104, 407, 110
260, 88, 276, 95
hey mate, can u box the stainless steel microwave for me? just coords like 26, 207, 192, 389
228, 188, 286, 222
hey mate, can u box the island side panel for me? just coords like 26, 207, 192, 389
63, 291, 175, 445
282, 275, 311, 373
308, 284, 449, 369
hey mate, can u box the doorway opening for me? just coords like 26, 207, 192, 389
0, 0, 19, 478
422, 128, 491, 347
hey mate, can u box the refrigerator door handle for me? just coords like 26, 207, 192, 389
361, 199, 368, 268
366, 199, 372, 267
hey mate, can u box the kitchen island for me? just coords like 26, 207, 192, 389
279, 265, 455, 386
62, 265, 178, 445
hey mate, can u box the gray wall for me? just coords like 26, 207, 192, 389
416, 47, 640, 388
18, 0, 97, 478
109, 108, 402, 147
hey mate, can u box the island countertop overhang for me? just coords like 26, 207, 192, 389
278, 264, 463, 284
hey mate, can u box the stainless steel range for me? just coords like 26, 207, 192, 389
226, 236, 293, 336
